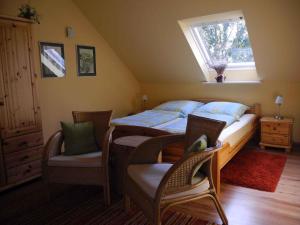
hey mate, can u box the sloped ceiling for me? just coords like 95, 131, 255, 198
74, 0, 300, 83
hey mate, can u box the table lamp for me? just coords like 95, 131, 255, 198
274, 95, 283, 120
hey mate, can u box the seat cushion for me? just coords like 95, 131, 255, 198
128, 164, 172, 198
128, 164, 209, 199
48, 152, 102, 168
113, 135, 151, 148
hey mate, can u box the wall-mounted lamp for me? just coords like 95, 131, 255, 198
274, 95, 283, 120
66, 26, 75, 38
142, 94, 148, 111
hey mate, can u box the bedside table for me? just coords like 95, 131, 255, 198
260, 116, 294, 152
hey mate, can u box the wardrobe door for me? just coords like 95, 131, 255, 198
0, 19, 41, 138
0, 143, 5, 186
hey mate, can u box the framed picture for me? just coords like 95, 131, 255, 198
39, 42, 66, 78
77, 45, 96, 76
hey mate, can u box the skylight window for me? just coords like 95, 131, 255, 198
192, 18, 254, 67
179, 11, 259, 82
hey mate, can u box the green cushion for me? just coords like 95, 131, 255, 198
185, 134, 208, 178
185, 134, 208, 154
61, 121, 99, 156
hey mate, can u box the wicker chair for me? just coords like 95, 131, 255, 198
124, 115, 228, 225
43, 110, 114, 206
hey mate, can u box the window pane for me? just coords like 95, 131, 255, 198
194, 19, 254, 65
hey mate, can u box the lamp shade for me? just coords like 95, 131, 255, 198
275, 96, 283, 105
142, 95, 148, 101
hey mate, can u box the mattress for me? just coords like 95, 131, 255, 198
155, 114, 256, 147
218, 114, 256, 146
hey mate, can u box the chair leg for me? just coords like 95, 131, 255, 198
153, 218, 161, 225
43, 174, 51, 202
103, 184, 111, 206
153, 206, 162, 225
209, 193, 228, 225
45, 184, 51, 202
124, 194, 131, 213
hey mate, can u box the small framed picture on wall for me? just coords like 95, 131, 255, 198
76, 45, 96, 76
39, 42, 66, 78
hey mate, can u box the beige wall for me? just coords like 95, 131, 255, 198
0, 0, 140, 141
141, 81, 300, 142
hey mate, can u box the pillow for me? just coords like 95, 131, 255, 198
185, 135, 207, 154
61, 121, 99, 156
198, 102, 249, 119
154, 100, 204, 117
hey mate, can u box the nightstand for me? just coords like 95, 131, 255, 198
260, 116, 294, 152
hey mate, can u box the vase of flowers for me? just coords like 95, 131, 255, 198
18, 4, 40, 24
209, 63, 227, 83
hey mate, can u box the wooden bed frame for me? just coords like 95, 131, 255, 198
161, 99, 261, 194
113, 99, 261, 194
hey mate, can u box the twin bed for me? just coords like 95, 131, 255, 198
112, 99, 260, 193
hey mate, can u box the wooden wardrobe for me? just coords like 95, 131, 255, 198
0, 15, 43, 191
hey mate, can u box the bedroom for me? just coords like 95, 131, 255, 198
0, 0, 299, 225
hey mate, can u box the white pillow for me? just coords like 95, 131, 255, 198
198, 102, 249, 119
154, 100, 204, 117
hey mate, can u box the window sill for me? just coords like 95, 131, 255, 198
202, 80, 261, 84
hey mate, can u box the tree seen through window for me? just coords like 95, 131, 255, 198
194, 18, 254, 65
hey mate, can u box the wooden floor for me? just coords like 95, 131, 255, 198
175, 146, 300, 225
0, 145, 300, 225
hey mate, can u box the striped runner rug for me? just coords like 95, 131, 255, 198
2, 187, 218, 225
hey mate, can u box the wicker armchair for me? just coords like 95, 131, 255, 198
43, 110, 113, 206
124, 115, 228, 225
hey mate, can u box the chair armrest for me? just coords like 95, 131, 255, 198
128, 134, 185, 164
155, 145, 222, 198
101, 126, 115, 166
43, 130, 64, 163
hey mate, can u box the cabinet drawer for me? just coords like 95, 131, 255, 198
261, 122, 289, 135
4, 146, 43, 169
261, 133, 289, 146
2, 132, 43, 153
6, 160, 42, 184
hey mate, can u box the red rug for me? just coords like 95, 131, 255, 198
221, 150, 287, 192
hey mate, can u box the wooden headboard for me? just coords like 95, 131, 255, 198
160, 98, 261, 117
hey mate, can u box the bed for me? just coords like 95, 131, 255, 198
111, 110, 182, 127
112, 99, 261, 194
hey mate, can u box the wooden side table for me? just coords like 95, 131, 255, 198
259, 116, 294, 152
110, 135, 152, 195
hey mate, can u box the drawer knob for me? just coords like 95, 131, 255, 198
18, 141, 28, 147
21, 155, 29, 161
23, 169, 31, 175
